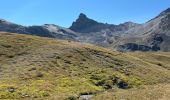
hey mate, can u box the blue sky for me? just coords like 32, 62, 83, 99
0, 0, 170, 27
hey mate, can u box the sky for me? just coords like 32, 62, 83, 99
0, 0, 170, 27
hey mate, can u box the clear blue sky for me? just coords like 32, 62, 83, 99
0, 0, 170, 27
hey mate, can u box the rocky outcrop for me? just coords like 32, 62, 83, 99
69, 13, 139, 33
117, 43, 160, 52
70, 13, 103, 33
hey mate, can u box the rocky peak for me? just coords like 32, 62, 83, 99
74, 13, 93, 23
79, 13, 88, 20
69, 13, 100, 33
69, 13, 139, 33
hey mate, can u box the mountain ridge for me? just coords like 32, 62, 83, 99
0, 7, 170, 51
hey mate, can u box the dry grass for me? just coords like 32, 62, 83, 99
92, 84, 170, 100
0, 32, 170, 99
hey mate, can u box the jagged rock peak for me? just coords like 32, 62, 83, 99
69, 13, 99, 32
75, 13, 96, 23
79, 13, 88, 19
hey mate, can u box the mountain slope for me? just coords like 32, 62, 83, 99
69, 8, 170, 52
0, 19, 78, 40
0, 19, 28, 34
114, 7, 170, 51
0, 32, 170, 99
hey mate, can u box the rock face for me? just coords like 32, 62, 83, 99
0, 7, 170, 51
70, 13, 103, 33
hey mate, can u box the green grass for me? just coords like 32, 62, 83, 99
0, 32, 170, 99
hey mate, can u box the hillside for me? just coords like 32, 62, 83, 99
0, 32, 170, 99
114, 7, 170, 52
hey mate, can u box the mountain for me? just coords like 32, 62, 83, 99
0, 19, 27, 34
70, 8, 170, 52
0, 32, 170, 99
70, 13, 103, 33
0, 15, 140, 48
27, 24, 78, 40
0, 8, 170, 51
70, 13, 139, 34
70, 13, 140, 47
0, 19, 78, 40
114, 7, 170, 51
